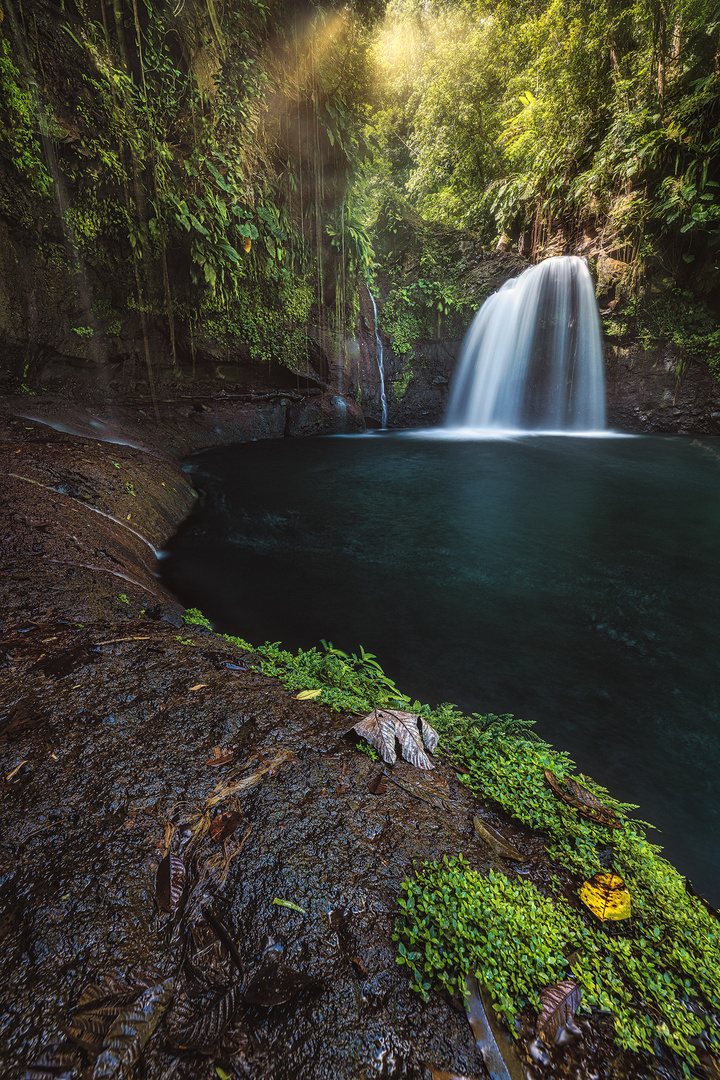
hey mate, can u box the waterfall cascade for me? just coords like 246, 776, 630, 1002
447, 256, 606, 431
367, 287, 388, 428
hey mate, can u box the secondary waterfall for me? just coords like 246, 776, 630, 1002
368, 287, 388, 428
447, 256, 606, 431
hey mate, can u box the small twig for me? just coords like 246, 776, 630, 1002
95, 635, 154, 645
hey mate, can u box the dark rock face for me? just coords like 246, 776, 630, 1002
385, 341, 460, 428
0, 406, 692, 1080
605, 342, 720, 434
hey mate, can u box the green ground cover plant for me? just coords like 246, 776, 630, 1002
184, 607, 720, 1069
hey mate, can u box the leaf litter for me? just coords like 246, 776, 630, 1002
536, 980, 583, 1045
166, 983, 240, 1054
473, 815, 523, 862
579, 872, 632, 921
92, 978, 175, 1079
353, 709, 439, 770
243, 961, 321, 1007
544, 769, 621, 829
155, 853, 186, 915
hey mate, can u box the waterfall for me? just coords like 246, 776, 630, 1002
367, 287, 388, 428
447, 256, 606, 431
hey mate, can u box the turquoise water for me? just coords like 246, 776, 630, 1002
160, 431, 720, 904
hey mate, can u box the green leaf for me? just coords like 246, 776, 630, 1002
273, 898, 306, 913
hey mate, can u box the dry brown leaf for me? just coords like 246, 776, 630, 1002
544, 769, 621, 829
353, 709, 438, 770
536, 980, 582, 1044
209, 809, 244, 843
367, 769, 387, 795
155, 853, 186, 914
473, 815, 523, 861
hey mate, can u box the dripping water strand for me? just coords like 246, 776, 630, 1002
371, 291, 388, 434
367, 287, 387, 429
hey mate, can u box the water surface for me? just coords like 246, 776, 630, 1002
160, 432, 720, 903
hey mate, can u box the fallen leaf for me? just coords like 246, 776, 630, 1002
272, 897, 306, 914
166, 984, 240, 1055
209, 809, 244, 843
216, 1069, 232, 1080
296, 688, 322, 700
67, 973, 165, 1056
580, 872, 631, 921
473, 815, 523, 861
536, 980, 582, 1044
29, 646, 95, 680
20, 1037, 81, 1079
367, 769, 387, 795
92, 978, 174, 1079
204, 747, 234, 766
544, 769, 621, 829
202, 907, 246, 981
243, 961, 319, 1007
353, 709, 438, 770
422, 1066, 479, 1080
0, 695, 46, 738
155, 853, 186, 914
189, 683, 208, 691
6, 759, 28, 780
464, 974, 525, 1080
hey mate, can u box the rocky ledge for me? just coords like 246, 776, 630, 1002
0, 395, 713, 1080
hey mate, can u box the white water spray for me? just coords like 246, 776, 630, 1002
447, 256, 606, 431
367, 287, 388, 428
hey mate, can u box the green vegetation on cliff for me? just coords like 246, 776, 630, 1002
0, 0, 381, 390
0, 0, 718, 389
361, 0, 720, 375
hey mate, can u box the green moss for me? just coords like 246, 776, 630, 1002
392, 363, 412, 401
395, 707, 720, 1066
603, 288, 720, 381
0, 39, 52, 198
182, 606, 720, 1067
200, 277, 314, 370
183, 609, 411, 712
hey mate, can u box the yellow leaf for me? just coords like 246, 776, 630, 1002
189, 683, 208, 691
296, 688, 322, 700
580, 872, 631, 921
243, 237, 252, 252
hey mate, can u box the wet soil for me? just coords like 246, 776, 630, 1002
0, 396, 703, 1080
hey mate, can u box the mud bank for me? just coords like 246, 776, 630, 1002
0, 396, 713, 1080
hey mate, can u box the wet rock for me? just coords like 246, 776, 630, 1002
0, 399, 698, 1080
